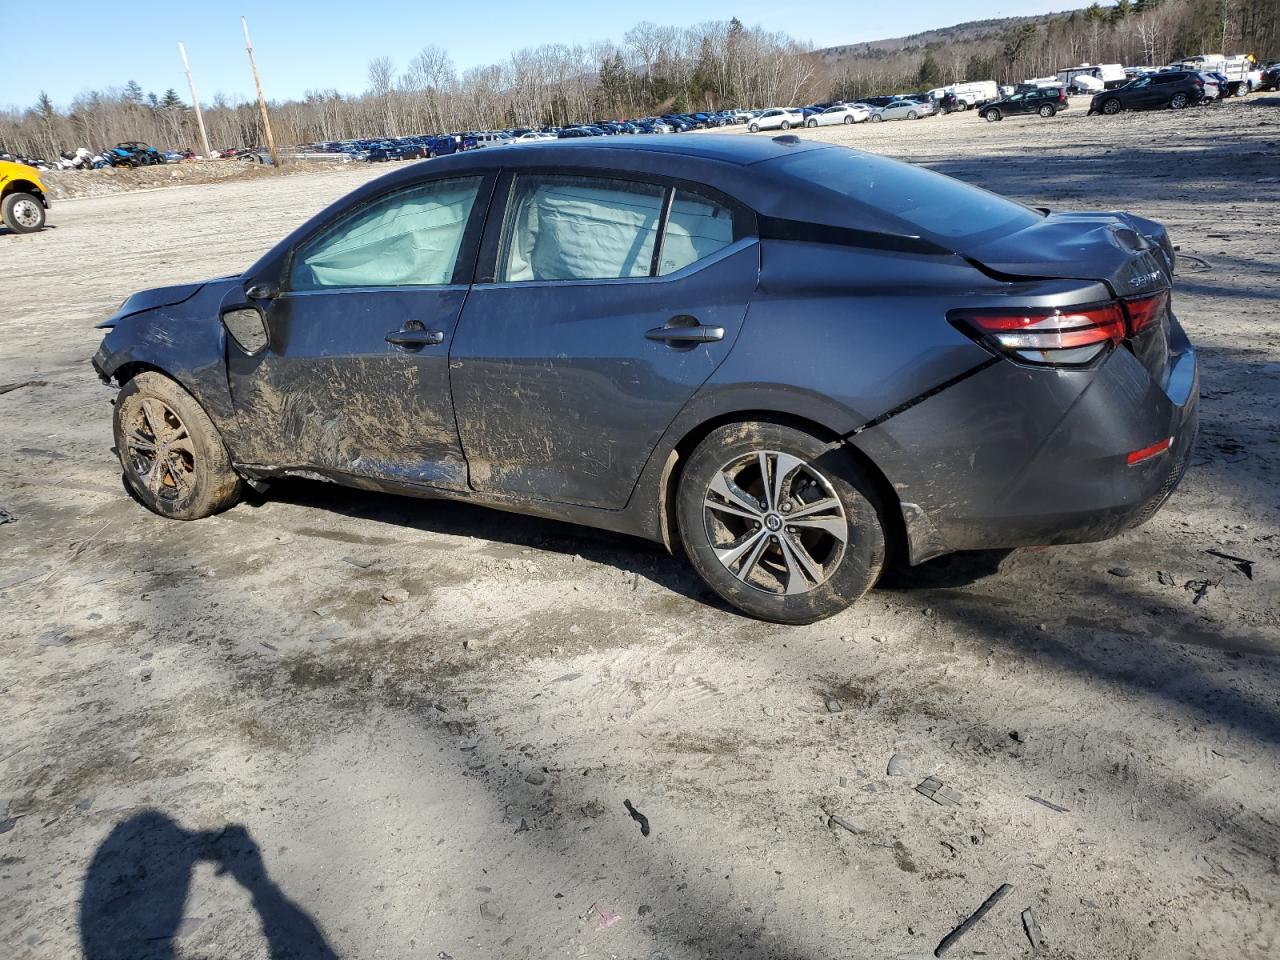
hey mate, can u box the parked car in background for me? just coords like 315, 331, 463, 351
92, 136, 1198, 624
979, 86, 1069, 121
0, 158, 49, 233
806, 104, 870, 126
747, 108, 805, 132
868, 99, 931, 122
1090, 70, 1210, 114
1258, 62, 1280, 90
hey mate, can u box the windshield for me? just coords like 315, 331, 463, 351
768, 148, 1042, 245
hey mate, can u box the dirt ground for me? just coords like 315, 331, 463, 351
2, 97, 1278, 960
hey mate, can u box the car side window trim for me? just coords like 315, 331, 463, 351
475, 167, 755, 286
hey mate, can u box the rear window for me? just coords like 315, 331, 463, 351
769, 148, 1041, 245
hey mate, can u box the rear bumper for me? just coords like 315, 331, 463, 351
853, 319, 1200, 564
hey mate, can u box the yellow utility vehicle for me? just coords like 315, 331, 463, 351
0, 160, 49, 233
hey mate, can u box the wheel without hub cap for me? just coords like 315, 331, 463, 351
677, 422, 886, 624
2, 191, 45, 233
113, 371, 242, 520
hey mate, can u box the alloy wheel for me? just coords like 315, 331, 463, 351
702, 450, 848, 596
123, 397, 197, 503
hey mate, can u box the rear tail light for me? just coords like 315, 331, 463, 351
951, 302, 1126, 367
953, 289, 1171, 367
1122, 289, 1169, 336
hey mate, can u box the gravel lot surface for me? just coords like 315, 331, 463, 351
2, 96, 1278, 960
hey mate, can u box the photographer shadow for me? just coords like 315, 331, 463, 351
80, 810, 336, 960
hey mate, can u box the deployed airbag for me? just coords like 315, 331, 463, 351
293, 178, 481, 289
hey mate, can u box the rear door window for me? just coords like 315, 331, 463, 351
498, 174, 665, 282
659, 190, 736, 275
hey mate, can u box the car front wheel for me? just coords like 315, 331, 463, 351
985, 109, 1002, 122
806, 118, 818, 127
2, 191, 45, 233
1102, 98, 1122, 115
748, 123, 759, 133
113, 372, 243, 520
676, 422, 887, 624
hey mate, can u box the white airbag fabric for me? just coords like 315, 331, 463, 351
503, 179, 663, 282
660, 193, 733, 274
296, 179, 480, 288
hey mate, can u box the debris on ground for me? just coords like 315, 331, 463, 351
1107, 566, 1135, 578
0, 380, 48, 397
887, 752, 915, 777
933, 882, 1012, 957
585, 901, 620, 929
1158, 570, 1176, 586
478, 900, 504, 923
1027, 795, 1070, 813
915, 777, 963, 807
825, 697, 844, 713
825, 811, 861, 836
1021, 907, 1043, 951
623, 799, 650, 837
1183, 576, 1223, 605
0, 507, 16, 525
341, 556, 375, 569
1205, 549, 1255, 580
381, 587, 409, 604
524, 770, 547, 785
36, 628, 72, 647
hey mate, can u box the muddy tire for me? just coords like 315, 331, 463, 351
2, 191, 45, 233
676, 421, 887, 624
113, 371, 242, 520
907, 110, 918, 120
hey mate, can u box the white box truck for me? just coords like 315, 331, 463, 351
1057, 64, 1128, 91
927, 80, 998, 111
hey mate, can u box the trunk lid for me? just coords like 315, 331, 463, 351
964, 211, 1175, 384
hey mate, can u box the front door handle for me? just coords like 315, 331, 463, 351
386, 328, 444, 347
645, 319, 725, 344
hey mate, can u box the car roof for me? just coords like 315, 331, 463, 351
412, 133, 833, 170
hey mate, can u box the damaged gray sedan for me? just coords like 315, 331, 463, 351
93, 135, 1197, 623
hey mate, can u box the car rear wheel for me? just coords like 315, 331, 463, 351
1102, 98, 1122, 115
843, 115, 854, 124
806, 118, 818, 127
748, 123, 759, 133
956, 101, 968, 111
676, 422, 887, 624
907, 110, 918, 120
113, 372, 243, 521
985, 109, 1002, 122
1169, 92, 1189, 109
2, 192, 45, 233
1039, 104, 1056, 117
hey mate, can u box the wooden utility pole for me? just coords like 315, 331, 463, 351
177, 42, 213, 160
241, 16, 279, 166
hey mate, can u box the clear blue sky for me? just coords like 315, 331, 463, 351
13, 0, 1083, 109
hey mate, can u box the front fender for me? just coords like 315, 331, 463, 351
91, 280, 242, 450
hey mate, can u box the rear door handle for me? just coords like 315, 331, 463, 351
645, 322, 725, 344
385, 329, 444, 347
